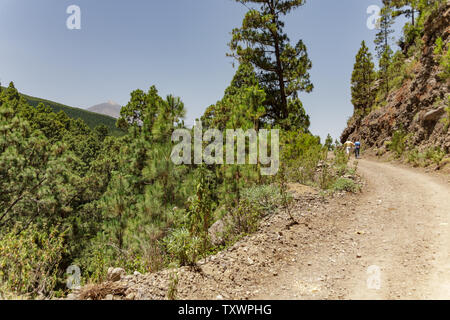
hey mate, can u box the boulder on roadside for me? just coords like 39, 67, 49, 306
209, 219, 227, 246
421, 107, 445, 123
107, 267, 126, 282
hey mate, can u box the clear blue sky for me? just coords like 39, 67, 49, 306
0, 0, 405, 141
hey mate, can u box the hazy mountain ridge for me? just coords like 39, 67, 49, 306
88, 101, 122, 119
0, 86, 124, 136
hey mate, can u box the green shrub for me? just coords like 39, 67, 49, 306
280, 131, 323, 185
331, 178, 360, 193
229, 200, 262, 236
434, 37, 450, 80
163, 228, 202, 267
403, 24, 422, 56
387, 129, 409, 158
406, 148, 423, 167
318, 161, 334, 190
389, 51, 407, 91
441, 96, 450, 131
333, 147, 349, 176
77, 245, 109, 284
167, 270, 179, 300
240, 184, 282, 214
406, 147, 446, 167
0, 224, 67, 298
434, 37, 444, 55
425, 147, 446, 166
75, 237, 154, 286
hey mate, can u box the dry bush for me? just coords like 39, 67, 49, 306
78, 281, 128, 300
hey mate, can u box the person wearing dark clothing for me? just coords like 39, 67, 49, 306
354, 140, 361, 159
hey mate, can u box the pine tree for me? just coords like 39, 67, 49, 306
99, 86, 193, 270
379, 45, 394, 96
351, 41, 376, 112
374, 3, 395, 59
152, 94, 185, 141
228, 0, 313, 129
324, 134, 333, 151
187, 166, 215, 255
224, 62, 260, 97
202, 63, 265, 131
0, 91, 80, 235
116, 86, 163, 133
283, 97, 310, 131
94, 124, 109, 142
5, 82, 21, 102
391, 0, 419, 25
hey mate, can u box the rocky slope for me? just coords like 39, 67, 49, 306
69, 184, 356, 300
70, 158, 450, 300
341, 2, 450, 153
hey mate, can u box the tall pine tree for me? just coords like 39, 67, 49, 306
228, 0, 313, 130
374, 2, 395, 97
351, 41, 376, 112
379, 45, 394, 96
374, 3, 395, 59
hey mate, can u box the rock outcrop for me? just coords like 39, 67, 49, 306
342, 2, 450, 153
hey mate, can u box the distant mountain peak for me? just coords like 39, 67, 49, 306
88, 101, 122, 119
107, 100, 120, 106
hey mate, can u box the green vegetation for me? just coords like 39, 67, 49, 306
241, 185, 283, 214
331, 177, 361, 193
0, 224, 66, 298
228, 0, 313, 130
375, 5, 395, 97
348, 0, 449, 163
384, 128, 446, 167
434, 37, 450, 80
406, 146, 446, 167
1, 86, 123, 136
167, 271, 179, 300
324, 134, 334, 151
350, 0, 448, 118
386, 129, 409, 158
164, 229, 202, 267
441, 96, 450, 131
0, 1, 361, 299
351, 41, 376, 113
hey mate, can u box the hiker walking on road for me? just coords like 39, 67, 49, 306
354, 140, 361, 159
344, 141, 355, 158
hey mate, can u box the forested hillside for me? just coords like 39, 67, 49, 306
0, 0, 360, 299
0, 86, 123, 136
342, 0, 450, 168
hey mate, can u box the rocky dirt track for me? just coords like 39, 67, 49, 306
77, 159, 450, 300
257, 159, 450, 299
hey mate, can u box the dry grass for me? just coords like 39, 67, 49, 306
78, 281, 128, 300
287, 183, 318, 196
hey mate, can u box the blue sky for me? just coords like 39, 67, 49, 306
0, 0, 406, 141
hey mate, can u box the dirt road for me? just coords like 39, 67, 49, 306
256, 159, 450, 300
78, 159, 450, 300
